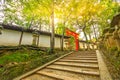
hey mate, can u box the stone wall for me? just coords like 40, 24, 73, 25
99, 27, 120, 50
98, 24, 120, 79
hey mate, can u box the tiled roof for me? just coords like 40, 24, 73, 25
111, 13, 120, 27
0, 23, 70, 38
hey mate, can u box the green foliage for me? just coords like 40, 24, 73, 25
55, 23, 64, 34
0, 52, 29, 64
0, 49, 48, 65
69, 37, 75, 49
109, 46, 118, 52
0, 48, 68, 80
3, 0, 120, 42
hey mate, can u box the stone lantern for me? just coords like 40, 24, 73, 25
110, 13, 120, 49
118, 28, 120, 38
113, 26, 120, 49
98, 36, 105, 49
113, 26, 119, 39
104, 28, 113, 49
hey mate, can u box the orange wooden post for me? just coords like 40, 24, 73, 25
66, 28, 79, 51
75, 35, 79, 51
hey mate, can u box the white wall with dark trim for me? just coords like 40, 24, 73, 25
0, 29, 21, 46
21, 32, 33, 45
55, 37, 61, 48
38, 35, 50, 47
0, 29, 67, 48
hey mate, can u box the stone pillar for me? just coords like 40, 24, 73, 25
98, 37, 103, 49
83, 43, 85, 51
118, 29, 120, 39
104, 38, 109, 50
104, 32, 112, 49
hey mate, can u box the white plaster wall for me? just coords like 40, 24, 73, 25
0, 29, 67, 48
84, 43, 87, 49
89, 44, 93, 49
55, 37, 61, 48
94, 44, 97, 49
21, 32, 33, 45
0, 29, 21, 46
39, 35, 50, 47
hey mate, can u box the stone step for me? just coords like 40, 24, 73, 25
38, 68, 100, 80
47, 65, 100, 76
53, 61, 98, 66
48, 64, 99, 72
64, 58, 97, 60
38, 69, 86, 80
66, 56, 97, 58
53, 62, 99, 69
59, 59, 98, 63
22, 74, 56, 80
37, 71, 80, 80
14, 51, 101, 80
66, 56, 96, 58
68, 54, 96, 56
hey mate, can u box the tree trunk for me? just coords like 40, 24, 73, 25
19, 31, 23, 46
88, 33, 92, 41
93, 25, 97, 41
39, 20, 42, 31
88, 33, 92, 49
61, 22, 65, 51
36, 22, 41, 47
29, 17, 34, 29
48, 23, 51, 32
50, 1, 55, 53
37, 35, 40, 46
83, 29, 89, 50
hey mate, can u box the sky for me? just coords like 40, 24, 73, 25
0, 0, 4, 23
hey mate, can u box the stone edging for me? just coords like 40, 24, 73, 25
96, 50, 112, 80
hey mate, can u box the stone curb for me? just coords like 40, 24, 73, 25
96, 50, 112, 80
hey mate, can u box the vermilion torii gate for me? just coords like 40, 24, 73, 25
66, 28, 79, 51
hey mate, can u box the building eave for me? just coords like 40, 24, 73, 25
0, 23, 70, 38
